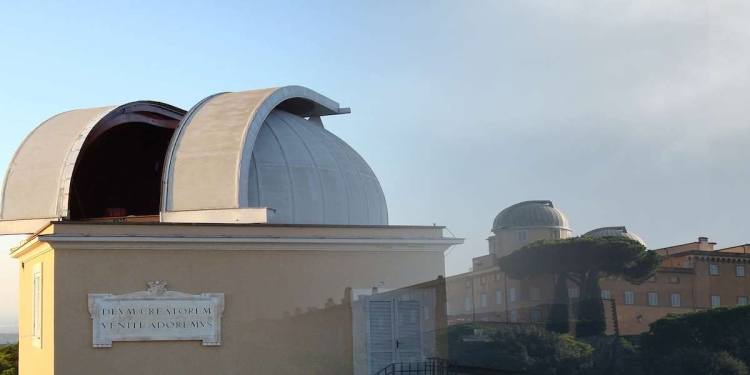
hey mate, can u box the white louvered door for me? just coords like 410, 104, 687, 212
367, 299, 424, 374
367, 299, 395, 374
395, 300, 422, 363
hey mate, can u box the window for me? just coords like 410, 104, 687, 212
601, 290, 611, 299
736, 265, 746, 277
496, 290, 504, 305
509, 310, 518, 323
624, 291, 635, 305
647, 276, 657, 283
711, 295, 721, 308
670, 293, 681, 307
568, 288, 579, 299
531, 310, 542, 323
738, 296, 748, 305
423, 306, 430, 320
32, 263, 43, 348
517, 230, 528, 242
509, 288, 516, 302
446, 302, 450, 315
669, 275, 680, 284
481, 293, 488, 308
530, 287, 540, 301
480, 276, 487, 285
495, 273, 502, 282
465, 280, 472, 289
709, 264, 719, 275
648, 292, 659, 306
464, 297, 472, 312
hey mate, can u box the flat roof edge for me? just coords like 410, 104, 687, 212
0, 218, 56, 236
46, 220, 447, 230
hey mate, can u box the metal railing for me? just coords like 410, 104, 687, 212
375, 358, 457, 375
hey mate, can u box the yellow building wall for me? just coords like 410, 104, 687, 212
692, 260, 750, 309
615, 306, 695, 335
444, 267, 558, 325
10, 223, 454, 375
600, 270, 696, 335
50, 247, 443, 374
445, 265, 707, 336
17, 246, 55, 375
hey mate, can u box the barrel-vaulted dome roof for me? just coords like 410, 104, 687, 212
0, 86, 388, 234
492, 200, 569, 232
164, 87, 387, 226
0, 101, 186, 233
584, 226, 646, 246
229, 108, 387, 225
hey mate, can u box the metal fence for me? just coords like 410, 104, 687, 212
374, 358, 457, 375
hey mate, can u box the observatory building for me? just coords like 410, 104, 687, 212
488, 200, 571, 258
0, 86, 388, 231
3, 86, 462, 375
447, 199, 750, 337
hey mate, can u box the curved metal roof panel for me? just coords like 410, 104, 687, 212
0, 106, 116, 224
163, 86, 387, 225
584, 226, 646, 246
0, 102, 186, 234
246, 110, 387, 224
492, 200, 569, 232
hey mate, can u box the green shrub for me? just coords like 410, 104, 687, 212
0, 343, 18, 375
650, 348, 747, 375
448, 324, 593, 374
641, 305, 750, 365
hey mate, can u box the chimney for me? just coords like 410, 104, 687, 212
343, 287, 352, 304
698, 237, 709, 251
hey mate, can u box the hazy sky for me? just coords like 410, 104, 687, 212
1, 0, 749, 328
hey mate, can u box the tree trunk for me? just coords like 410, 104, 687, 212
547, 271, 571, 334
576, 268, 606, 337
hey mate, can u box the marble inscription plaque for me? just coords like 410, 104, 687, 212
88, 281, 224, 348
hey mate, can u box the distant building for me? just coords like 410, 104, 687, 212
488, 200, 571, 258
447, 200, 750, 335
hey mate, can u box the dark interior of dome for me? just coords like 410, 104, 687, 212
69, 123, 176, 219
275, 97, 317, 115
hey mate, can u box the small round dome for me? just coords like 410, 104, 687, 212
492, 200, 569, 232
584, 226, 646, 247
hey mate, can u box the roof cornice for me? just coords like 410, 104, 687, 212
663, 250, 750, 259
15, 234, 464, 253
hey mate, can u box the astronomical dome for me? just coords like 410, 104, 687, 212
242, 109, 387, 225
0, 86, 388, 234
492, 200, 569, 233
584, 226, 646, 247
